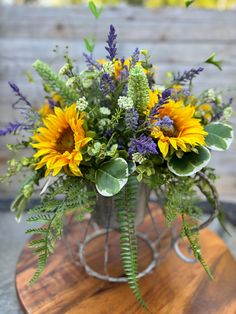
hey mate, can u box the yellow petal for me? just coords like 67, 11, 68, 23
158, 140, 169, 158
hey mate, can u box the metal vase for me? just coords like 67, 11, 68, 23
92, 183, 150, 229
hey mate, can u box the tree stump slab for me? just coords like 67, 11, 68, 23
16, 205, 236, 314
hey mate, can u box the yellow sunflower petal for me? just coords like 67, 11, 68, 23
158, 140, 169, 158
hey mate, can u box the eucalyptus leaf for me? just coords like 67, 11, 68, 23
95, 158, 128, 196
205, 122, 233, 151
167, 146, 211, 176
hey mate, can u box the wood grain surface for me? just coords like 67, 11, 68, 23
15, 204, 236, 314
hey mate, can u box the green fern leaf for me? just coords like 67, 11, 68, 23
116, 176, 148, 310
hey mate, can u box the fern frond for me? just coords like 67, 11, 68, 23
28, 209, 64, 284
27, 177, 97, 284
181, 214, 214, 279
116, 176, 148, 310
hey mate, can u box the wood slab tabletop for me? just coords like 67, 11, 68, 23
15, 204, 236, 314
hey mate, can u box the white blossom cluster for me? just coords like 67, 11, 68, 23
117, 96, 134, 110
76, 97, 88, 111
100, 107, 111, 115
102, 61, 115, 75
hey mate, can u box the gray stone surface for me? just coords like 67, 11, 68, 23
0, 209, 28, 314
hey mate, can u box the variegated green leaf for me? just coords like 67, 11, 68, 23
95, 158, 128, 196
168, 146, 211, 176
205, 122, 233, 151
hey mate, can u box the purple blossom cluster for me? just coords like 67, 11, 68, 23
125, 108, 139, 131
105, 25, 117, 61
48, 98, 60, 109
0, 122, 30, 136
100, 73, 115, 96
149, 89, 172, 121
128, 134, 158, 156
131, 48, 140, 67
83, 53, 101, 71
173, 67, 204, 85
8, 81, 32, 108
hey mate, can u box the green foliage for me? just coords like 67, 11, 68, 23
0, 157, 31, 183
95, 158, 128, 196
205, 53, 223, 71
181, 215, 214, 279
167, 146, 211, 176
83, 37, 95, 53
196, 168, 230, 235
88, 1, 103, 19
27, 209, 64, 284
33, 60, 80, 105
11, 173, 40, 221
136, 160, 155, 182
27, 177, 96, 283
185, 0, 195, 7
205, 123, 233, 151
164, 176, 201, 225
127, 64, 150, 112
116, 176, 148, 310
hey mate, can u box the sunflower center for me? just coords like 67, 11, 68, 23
56, 127, 75, 153
157, 115, 176, 137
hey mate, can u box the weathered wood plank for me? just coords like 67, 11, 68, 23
1, 39, 236, 65
1, 7, 236, 42
0, 5, 235, 200
1, 5, 236, 22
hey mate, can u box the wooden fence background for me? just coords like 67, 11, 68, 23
0, 5, 235, 200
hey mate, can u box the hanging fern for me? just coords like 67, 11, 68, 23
26, 177, 96, 284
181, 214, 213, 279
116, 176, 148, 310
27, 208, 64, 284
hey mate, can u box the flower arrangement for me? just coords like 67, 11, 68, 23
0, 20, 234, 309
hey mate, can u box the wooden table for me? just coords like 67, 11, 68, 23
15, 205, 236, 314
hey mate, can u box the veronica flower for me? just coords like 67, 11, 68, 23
173, 67, 204, 85
8, 81, 32, 108
125, 108, 139, 131
100, 73, 115, 96
131, 48, 140, 67
83, 53, 101, 71
0, 122, 29, 136
128, 134, 158, 156
105, 24, 117, 61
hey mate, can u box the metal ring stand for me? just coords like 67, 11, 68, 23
79, 229, 159, 282
70, 171, 219, 281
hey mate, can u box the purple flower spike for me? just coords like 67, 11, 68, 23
128, 134, 158, 156
8, 81, 32, 108
125, 108, 139, 131
131, 48, 140, 66
105, 24, 117, 61
100, 73, 115, 96
174, 67, 204, 85
83, 53, 101, 71
162, 88, 171, 100
0, 122, 29, 136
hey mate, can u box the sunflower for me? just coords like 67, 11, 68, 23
151, 100, 207, 158
32, 104, 91, 177
38, 103, 53, 118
